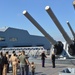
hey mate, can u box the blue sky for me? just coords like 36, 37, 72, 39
0, 0, 75, 42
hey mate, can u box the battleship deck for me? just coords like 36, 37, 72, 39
7, 58, 75, 75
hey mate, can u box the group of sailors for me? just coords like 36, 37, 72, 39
0, 50, 35, 75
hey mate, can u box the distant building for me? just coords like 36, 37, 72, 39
0, 27, 51, 50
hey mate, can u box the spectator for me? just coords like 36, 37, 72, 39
6, 51, 9, 73
9, 53, 18, 75
3, 53, 8, 75
41, 51, 47, 67
19, 50, 30, 75
51, 51, 55, 68
31, 62, 35, 75
0, 52, 4, 75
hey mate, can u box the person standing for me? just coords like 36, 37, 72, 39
31, 62, 35, 75
0, 52, 4, 75
41, 51, 47, 67
6, 51, 9, 73
9, 53, 18, 75
19, 50, 29, 75
3, 53, 8, 75
51, 52, 55, 68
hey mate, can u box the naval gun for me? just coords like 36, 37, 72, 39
67, 21, 75, 40
23, 10, 64, 56
45, 6, 75, 57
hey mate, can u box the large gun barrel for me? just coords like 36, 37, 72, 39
45, 6, 72, 45
67, 21, 75, 40
23, 10, 65, 56
23, 10, 56, 45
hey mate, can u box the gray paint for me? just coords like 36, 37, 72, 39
67, 21, 75, 40
23, 10, 57, 45
45, 6, 72, 44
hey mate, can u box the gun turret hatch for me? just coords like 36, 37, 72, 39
45, 6, 73, 45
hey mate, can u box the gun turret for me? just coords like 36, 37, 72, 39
45, 6, 75, 56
